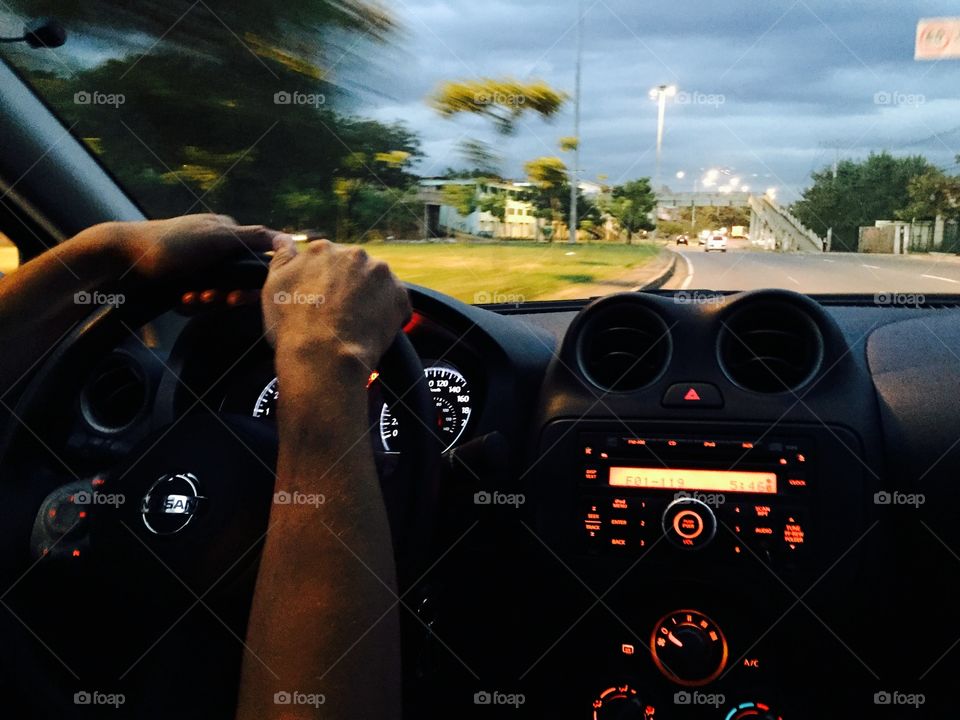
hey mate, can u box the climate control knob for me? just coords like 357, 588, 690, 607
662, 497, 717, 549
650, 609, 728, 685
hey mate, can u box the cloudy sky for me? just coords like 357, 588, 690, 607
361, 0, 960, 200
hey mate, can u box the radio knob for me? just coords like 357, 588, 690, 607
661, 497, 716, 550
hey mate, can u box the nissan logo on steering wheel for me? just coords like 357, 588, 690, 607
140, 472, 205, 535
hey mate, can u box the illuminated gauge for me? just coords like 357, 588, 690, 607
724, 701, 782, 720
379, 364, 472, 453
252, 377, 279, 418
650, 609, 728, 686
590, 684, 654, 720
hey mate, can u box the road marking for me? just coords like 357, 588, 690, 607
678, 251, 694, 290
921, 274, 960, 284
862, 264, 880, 270
786, 275, 800, 285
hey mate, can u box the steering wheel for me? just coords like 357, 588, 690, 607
0, 256, 440, 718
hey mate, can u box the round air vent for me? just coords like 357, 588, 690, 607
80, 354, 148, 433
577, 302, 672, 392
718, 301, 823, 393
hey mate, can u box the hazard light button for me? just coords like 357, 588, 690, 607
662, 382, 723, 408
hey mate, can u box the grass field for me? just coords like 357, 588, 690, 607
363, 241, 662, 303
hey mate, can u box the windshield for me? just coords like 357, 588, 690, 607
3, 1, 959, 304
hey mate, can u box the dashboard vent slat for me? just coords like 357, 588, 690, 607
577, 303, 671, 392
718, 301, 823, 393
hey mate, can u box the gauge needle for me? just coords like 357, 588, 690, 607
667, 631, 683, 648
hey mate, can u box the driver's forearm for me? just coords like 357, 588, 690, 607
237, 352, 401, 720
0, 224, 126, 391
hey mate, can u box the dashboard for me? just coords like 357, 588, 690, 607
11, 281, 960, 719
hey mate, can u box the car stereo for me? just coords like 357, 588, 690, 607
578, 432, 811, 567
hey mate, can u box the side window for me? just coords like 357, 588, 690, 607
0, 231, 20, 275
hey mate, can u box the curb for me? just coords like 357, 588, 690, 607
634, 250, 678, 291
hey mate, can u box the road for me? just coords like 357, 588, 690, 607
663, 239, 960, 294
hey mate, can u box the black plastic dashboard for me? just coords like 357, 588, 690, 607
7, 283, 960, 719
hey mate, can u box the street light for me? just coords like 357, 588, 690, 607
649, 84, 676, 190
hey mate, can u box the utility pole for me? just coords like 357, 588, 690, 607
568, 0, 584, 244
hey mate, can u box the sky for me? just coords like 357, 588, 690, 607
361, 0, 960, 201
2, 1, 959, 203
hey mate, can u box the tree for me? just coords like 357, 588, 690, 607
605, 179, 656, 244
793, 152, 936, 251
898, 167, 960, 223
7, 0, 423, 240
524, 157, 569, 241
478, 194, 507, 222
431, 77, 568, 134
457, 139, 502, 177
441, 184, 478, 217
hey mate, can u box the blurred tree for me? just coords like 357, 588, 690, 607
898, 167, 960, 223
524, 157, 569, 241
431, 77, 568, 134
793, 152, 935, 251
457, 139, 502, 177
441, 184, 478, 217
559, 136, 579, 152
6, 0, 421, 239
603, 179, 656, 244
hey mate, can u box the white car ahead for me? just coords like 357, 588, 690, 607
705, 235, 728, 252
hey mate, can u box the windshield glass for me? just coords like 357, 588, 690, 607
3, 1, 959, 303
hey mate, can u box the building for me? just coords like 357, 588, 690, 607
419, 178, 539, 240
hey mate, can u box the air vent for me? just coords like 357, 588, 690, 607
718, 301, 823, 393
577, 303, 671, 392
80, 354, 148, 433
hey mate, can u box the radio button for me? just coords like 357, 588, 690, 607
662, 497, 717, 550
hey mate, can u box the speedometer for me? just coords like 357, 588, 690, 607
252, 377, 279, 418
380, 365, 472, 453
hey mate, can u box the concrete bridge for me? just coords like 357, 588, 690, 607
655, 191, 823, 253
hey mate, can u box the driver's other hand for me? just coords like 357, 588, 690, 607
105, 214, 281, 280
262, 237, 411, 375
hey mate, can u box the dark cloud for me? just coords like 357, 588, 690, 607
367, 0, 960, 198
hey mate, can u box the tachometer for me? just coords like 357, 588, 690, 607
380, 364, 472, 453
252, 377, 279, 418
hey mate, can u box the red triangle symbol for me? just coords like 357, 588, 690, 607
683, 388, 701, 401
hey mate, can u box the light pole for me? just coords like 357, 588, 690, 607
649, 84, 676, 191
568, 0, 584, 244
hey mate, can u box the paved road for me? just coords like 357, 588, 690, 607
663, 240, 960, 294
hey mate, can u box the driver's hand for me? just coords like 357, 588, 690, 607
94, 214, 280, 280
262, 237, 411, 377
